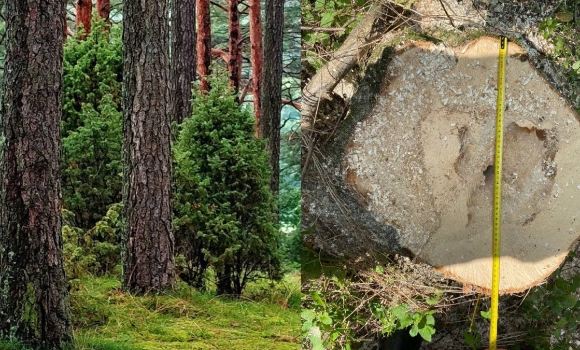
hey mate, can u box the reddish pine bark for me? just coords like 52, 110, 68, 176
96, 0, 111, 23
228, 0, 241, 93
249, 0, 263, 135
196, 0, 211, 92
0, 0, 73, 346
75, 0, 92, 39
211, 48, 228, 62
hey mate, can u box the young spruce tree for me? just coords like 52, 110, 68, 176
174, 75, 281, 296
62, 18, 123, 229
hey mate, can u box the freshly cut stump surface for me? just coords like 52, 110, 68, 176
344, 37, 580, 294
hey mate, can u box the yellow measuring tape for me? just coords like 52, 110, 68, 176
490, 36, 508, 350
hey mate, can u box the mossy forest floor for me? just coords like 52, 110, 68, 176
0, 272, 301, 350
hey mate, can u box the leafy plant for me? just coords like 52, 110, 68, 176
301, 0, 369, 69
301, 267, 439, 349
521, 252, 580, 349
538, 3, 580, 111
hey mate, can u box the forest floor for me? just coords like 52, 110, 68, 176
0, 271, 301, 350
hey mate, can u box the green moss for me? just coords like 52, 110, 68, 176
20, 283, 39, 338
66, 274, 299, 350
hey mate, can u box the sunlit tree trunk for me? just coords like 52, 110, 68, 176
171, 0, 197, 123
260, 0, 284, 198
0, 0, 73, 347
249, 0, 263, 135
96, 0, 111, 23
122, 0, 175, 294
64, 6, 70, 41
75, 0, 92, 39
196, 0, 211, 92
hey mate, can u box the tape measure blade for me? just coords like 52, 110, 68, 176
489, 35, 507, 350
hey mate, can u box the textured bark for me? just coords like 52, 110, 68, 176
96, 0, 111, 23
249, 0, 263, 135
123, 0, 175, 294
171, 0, 196, 123
227, 0, 241, 93
0, 0, 73, 347
260, 0, 284, 197
196, 0, 211, 92
75, 0, 92, 39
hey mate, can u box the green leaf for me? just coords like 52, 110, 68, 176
426, 295, 440, 306
320, 12, 337, 27
301, 309, 316, 322
390, 304, 408, 319
375, 265, 384, 274
480, 310, 491, 319
311, 291, 327, 309
560, 294, 577, 309
308, 327, 325, 350
463, 331, 475, 346
409, 324, 419, 337
319, 312, 333, 325
572, 61, 580, 71
302, 319, 313, 332
418, 325, 434, 342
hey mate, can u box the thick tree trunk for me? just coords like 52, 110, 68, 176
0, 0, 73, 347
75, 0, 92, 38
249, 0, 263, 135
171, 0, 197, 123
227, 0, 241, 93
260, 0, 284, 197
304, 37, 580, 294
96, 0, 111, 24
122, 0, 175, 294
196, 0, 211, 92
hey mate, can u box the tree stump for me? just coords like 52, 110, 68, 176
303, 37, 580, 294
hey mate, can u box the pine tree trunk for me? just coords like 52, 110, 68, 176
196, 0, 211, 92
227, 0, 241, 93
0, 0, 73, 347
249, 0, 263, 135
75, 0, 92, 38
171, 0, 197, 123
96, 0, 111, 23
260, 0, 284, 197
122, 0, 175, 294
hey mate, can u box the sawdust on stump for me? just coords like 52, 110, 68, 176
343, 37, 580, 294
